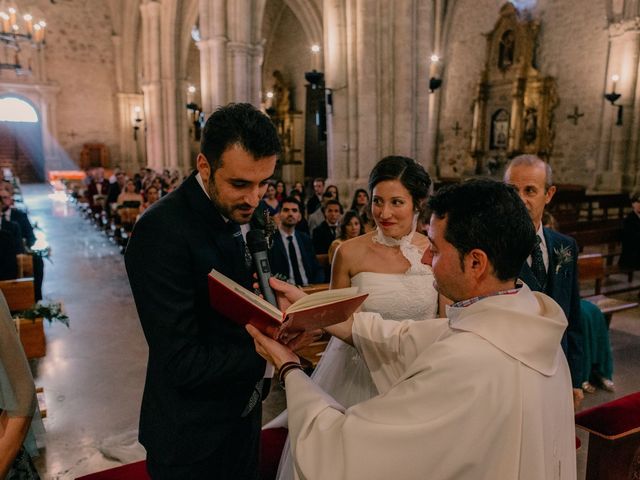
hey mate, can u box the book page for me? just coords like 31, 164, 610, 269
209, 269, 281, 319
287, 287, 360, 313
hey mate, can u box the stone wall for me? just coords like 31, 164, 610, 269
40, 0, 119, 170
438, 0, 608, 185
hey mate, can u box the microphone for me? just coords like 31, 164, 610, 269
246, 229, 278, 307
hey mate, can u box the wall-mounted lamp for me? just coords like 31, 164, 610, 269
429, 54, 442, 93
133, 106, 143, 140
604, 74, 623, 126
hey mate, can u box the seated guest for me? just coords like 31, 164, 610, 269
0, 230, 19, 280
619, 191, 640, 270
306, 177, 325, 216
308, 190, 336, 233
1, 184, 44, 300
579, 299, 615, 393
261, 182, 280, 217
350, 188, 375, 232
312, 199, 343, 254
140, 185, 160, 213
275, 180, 287, 203
117, 180, 144, 226
87, 167, 110, 212
116, 179, 144, 209
106, 171, 127, 216
0, 189, 23, 256
543, 211, 615, 394
150, 176, 166, 197
325, 184, 340, 204
269, 197, 324, 286
328, 210, 365, 264
249, 179, 576, 480
289, 189, 309, 234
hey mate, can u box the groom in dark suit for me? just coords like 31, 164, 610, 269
505, 155, 584, 409
125, 103, 280, 479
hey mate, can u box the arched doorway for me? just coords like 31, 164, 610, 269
0, 96, 44, 183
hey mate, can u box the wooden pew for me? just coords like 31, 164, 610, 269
578, 254, 638, 326
0, 277, 35, 312
0, 278, 45, 358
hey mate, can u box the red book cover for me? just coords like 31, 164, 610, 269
208, 269, 367, 338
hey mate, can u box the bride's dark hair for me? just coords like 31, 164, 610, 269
368, 156, 432, 211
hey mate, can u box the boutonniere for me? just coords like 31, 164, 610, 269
263, 211, 277, 249
250, 205, 278, 249
553, 245, 572, 274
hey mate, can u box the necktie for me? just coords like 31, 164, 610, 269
231, 222, 252, 270
287, 235, 304, 286
531, 235, 547, 289
330, 226, 336, 238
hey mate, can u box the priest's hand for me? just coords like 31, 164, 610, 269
268, 276, 307, 312
246, 324, 300, 370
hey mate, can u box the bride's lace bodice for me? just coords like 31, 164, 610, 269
351, 270, 438, 320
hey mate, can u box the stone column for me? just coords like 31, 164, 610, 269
198, 0, 228, 114
140, 0, 164, 170
355, 0, 378, 180
228, 41, 252, 102
323, 0, 349, 186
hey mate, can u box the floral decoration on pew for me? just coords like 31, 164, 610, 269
13, 301, 69, 327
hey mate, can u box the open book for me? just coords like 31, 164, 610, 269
208, 269, 368, 338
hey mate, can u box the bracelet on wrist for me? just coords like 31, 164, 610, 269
278, 361, 304, 389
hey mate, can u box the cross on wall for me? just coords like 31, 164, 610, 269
567, 106, 584, 125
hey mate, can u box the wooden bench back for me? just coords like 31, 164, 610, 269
0, 278, 36, 312
578, 253, 605, 295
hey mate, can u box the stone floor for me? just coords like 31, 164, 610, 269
18, 183, 640, 479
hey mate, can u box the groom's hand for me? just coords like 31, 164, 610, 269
246, 324, 299, 369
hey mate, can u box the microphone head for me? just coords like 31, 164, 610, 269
246, 229, 268, 253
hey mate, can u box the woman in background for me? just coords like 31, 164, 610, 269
327, 210, 365, 264
260, 183, 281, 217
350, 188, 375, 232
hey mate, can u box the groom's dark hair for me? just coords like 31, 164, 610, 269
428, 179, 535, 281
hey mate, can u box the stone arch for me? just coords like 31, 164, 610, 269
0, 95, 40, 123
282, 0, 322, 45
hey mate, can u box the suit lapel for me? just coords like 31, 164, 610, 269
180, 173, 250, 285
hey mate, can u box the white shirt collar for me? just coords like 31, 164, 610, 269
196, 172, 210, 199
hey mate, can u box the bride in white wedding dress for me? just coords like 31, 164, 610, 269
266, 156, 443, 480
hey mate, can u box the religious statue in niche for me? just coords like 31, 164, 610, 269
272, 70, 291, 118
490, 109, 510, 149
523, 107, 537, 144
498, 30, 515, 70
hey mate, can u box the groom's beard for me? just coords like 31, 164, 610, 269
207, 179, 255, 224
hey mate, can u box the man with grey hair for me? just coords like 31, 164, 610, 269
504, 154, 584, 408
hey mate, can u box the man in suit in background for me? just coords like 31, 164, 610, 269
0, 183, 44, 300
312, 199, 343, 254
270, 197, 324, 285
125, 103, 280, 479
306, 177, 325, 216
504, 155, 584, 409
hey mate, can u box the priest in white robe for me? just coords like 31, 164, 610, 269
248, 179, 577, 480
